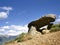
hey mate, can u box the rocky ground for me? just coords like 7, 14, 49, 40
5, 30, 60, 45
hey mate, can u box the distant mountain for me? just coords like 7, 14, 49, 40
0, 35, 17, 45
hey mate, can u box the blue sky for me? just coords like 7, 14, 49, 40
0, 0, 60, 36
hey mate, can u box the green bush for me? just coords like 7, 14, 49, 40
50, 27, 60, 32
50, 24, 60, 32
52, 24, 60, 28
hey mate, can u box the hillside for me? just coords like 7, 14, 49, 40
5, 30, 60, 45
5, 24, 60, 45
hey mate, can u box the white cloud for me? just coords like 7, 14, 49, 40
8, 30, 16, 33
2, 26, 10, 29
10, 25, 28, 33
54, 18, 60, 24
0, 7, 12, 11
0, 12, 8, 19
7, 32, 20, 36
53, 15, 60, 24
6, 30, 22, 36
56, 19, 60, 22
0, 6, 12, 19
11, 25, 28, 31
0, 24, 28, 36
0, 29, 5, 32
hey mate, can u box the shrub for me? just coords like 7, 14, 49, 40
50, 27, 60, 32
52, 24, 60, 28
49, 23, 60, 32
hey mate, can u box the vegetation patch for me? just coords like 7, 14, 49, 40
50, 24, 60, 32
14, 33, 32, 42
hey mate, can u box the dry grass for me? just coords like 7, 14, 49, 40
5, 31, 60, 45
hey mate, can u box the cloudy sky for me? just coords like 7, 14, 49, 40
0, 0, 60, 36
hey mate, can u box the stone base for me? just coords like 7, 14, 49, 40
28, 26, 41, 36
